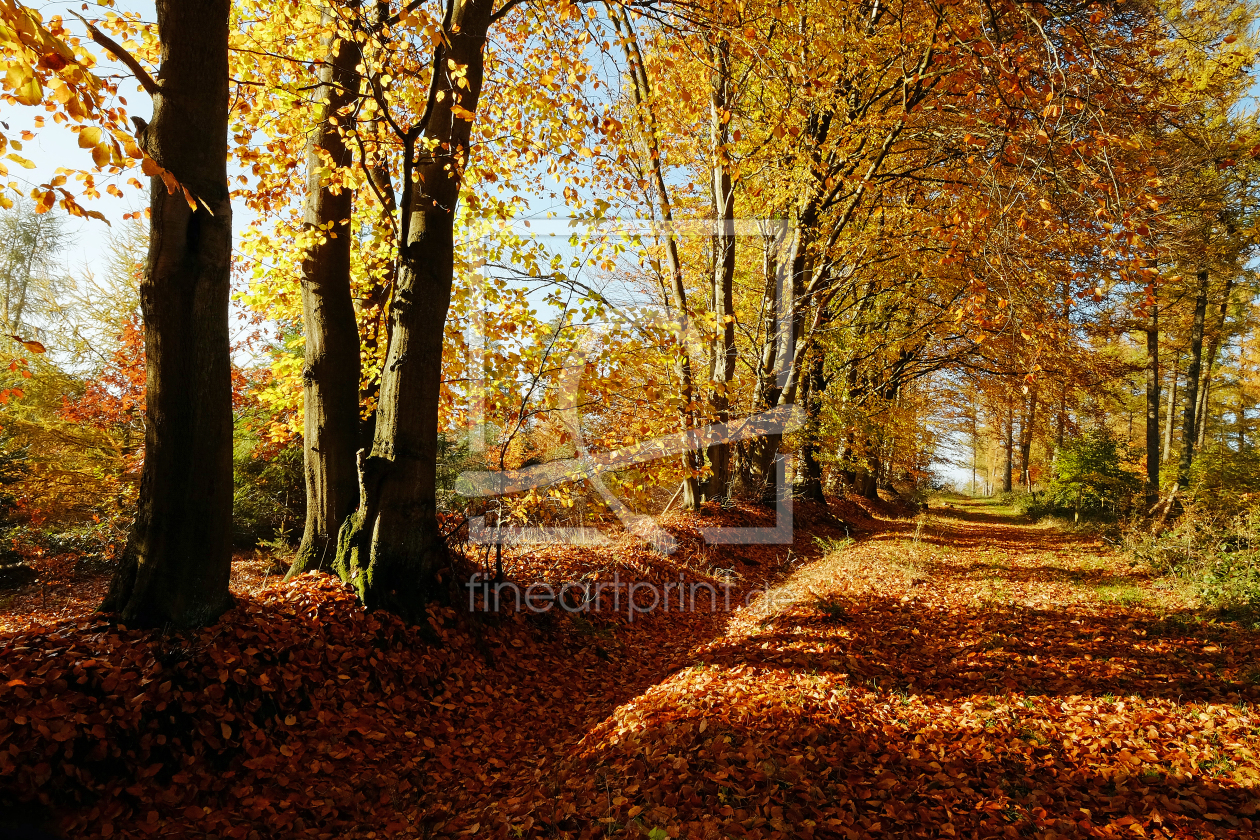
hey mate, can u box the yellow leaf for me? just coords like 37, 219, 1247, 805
78, 126, 104, 149
6, 66, 42, 106
7, 335, 45, 353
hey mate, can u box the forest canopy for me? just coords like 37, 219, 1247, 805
0, 0, 1254, 622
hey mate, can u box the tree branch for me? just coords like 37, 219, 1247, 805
71, 12, 160, 98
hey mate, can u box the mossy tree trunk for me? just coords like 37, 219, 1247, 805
333, 0, 495, 621
288, 9, 364, 580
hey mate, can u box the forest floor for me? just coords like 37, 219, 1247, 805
2, 496, 1259, 839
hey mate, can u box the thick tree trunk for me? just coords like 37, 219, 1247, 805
1144, 305, 1160, 504
102, 0, 234, 629
288, 13, 364, 579
746, 229, 811, 500
700, 32, 736, 504
333, 0, 495, 621
743, 238, 787, 500
1177, 269, 1210, 488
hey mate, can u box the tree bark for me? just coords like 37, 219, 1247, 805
1003, 399, 1014, 494
609, 4, 701, 510
798, 349, 827, 503
102, 0, 234, 629
700, 29, 736, 504
1194, 275, 1234, 451
1144, 303, 1160, 504
1238, 391, 1246, 450
288, 10, 364, 580
1162, 351, 1179, 464
333, 0, 495, 621
1196, 369, 1212, 449
1177, 269, 1210, 488
1019, 388, 1037, 489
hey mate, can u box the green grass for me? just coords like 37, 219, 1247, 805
813, 534, 855, 555
1095, 584, 1145, 607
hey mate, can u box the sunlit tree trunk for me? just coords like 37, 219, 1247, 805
701, 29, 736, 504
102, 0, 234, 629
1162, 351, 1180, 464
1195, 275, 1234, 451
1003, 400, 1014, 494
1177, 269, 1210, 488
798, 348, 827, 503
1237, 392, 1247, 450
289, 9, 364, 579
1016, 387, 1037, 489
608, 3, 701, 510
1143, 302, 1160, 504
334, 0, 495, 621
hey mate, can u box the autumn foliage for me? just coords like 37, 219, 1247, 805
3, 500, 1259, 839
2, 0, 1260, 837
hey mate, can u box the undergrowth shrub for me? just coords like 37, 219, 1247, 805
1049, 431, 1140, 517
1127, 505, 1260, 625
232, 433, 304, 549
1190, 444, 1260, 518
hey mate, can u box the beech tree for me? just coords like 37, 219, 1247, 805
101, 0, 236, 628
332, 0, 519, 619
291, 7, 366, 577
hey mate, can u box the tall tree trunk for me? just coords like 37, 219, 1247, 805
1194, 275, 1234, 451
1055, 381, 1066, 455
609, 4, 700, 510
1196, 372, 1212, 449
1238, 391, 1246, 450
102, 0, 234, 628
970, 397, 978, 494
798, 349, 827, 503
333, 0, 495, 621
701, 29, 736, 504
1019, 388, 1037, 488
1144, 303, 1160, 504
1162, 351, 1179, 464
1177, 269, 1210, 488
1003, 399, 1014, 494
288, 10, 364, 579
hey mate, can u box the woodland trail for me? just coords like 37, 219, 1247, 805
448, 497, 1260, 838
413, 496, 1260, 836
6, 498, 1260, 840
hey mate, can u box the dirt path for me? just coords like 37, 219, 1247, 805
10, 498, 1260, 840
486, 497, 1260, 839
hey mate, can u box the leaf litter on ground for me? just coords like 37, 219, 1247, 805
1, 496, 1257, 839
